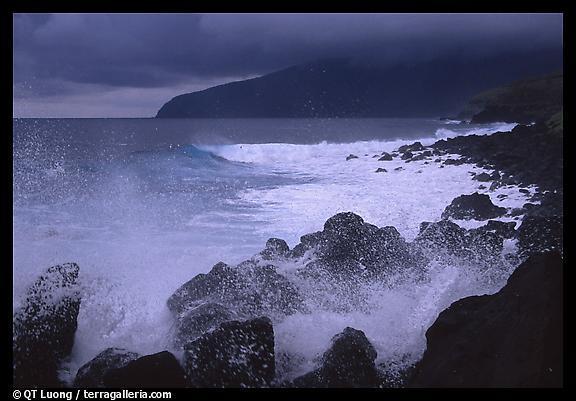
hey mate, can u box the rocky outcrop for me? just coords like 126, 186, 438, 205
432, 122, 563, 192
471, 220, 516, 239
184, 317, 275, 387
414, 220, 503, 261
409, 252, 563, 387
260, 238, 290, 260
398, 142, 425, 153
13, 263, 82, 387
517, 216, 563, 258
346, 154, 359, 161
103, 351, 187, 388
378, 152, 393, 161
291, 212, 425, 278
74, 348, 140, 388
462, 73, 562, 124
167, 260, 304, 320
441, 193, 507, 220
173, 303, 237, 347
292, 327, 380, 388
443, 158, 467, 166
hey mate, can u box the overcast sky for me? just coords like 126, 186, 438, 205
13, 13, 563, 117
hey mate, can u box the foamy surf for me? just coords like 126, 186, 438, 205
12, 118, 534, 383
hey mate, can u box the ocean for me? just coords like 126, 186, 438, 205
13, 117, 530, 382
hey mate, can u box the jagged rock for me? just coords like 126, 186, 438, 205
292, 327, 379, 388
443, 158, 466, 166
184, 317, 275, 387
414, 220, 504, 260
409, 252, 563, 387
375, 168, 387, 173
410, 151, 433, 161
431, 123, 562, 192
489, 180, 503, 191
74, 348, 140, 388
378, 152, 393, 161
414, 220, 468, 257
103, 351, 186, 388
442, 192, 507, 220
473, 172, 492, 182
471, 220, 516, 239
346, 154, 359, 161
167, 260, 304, 319
260, 238, 290, 260
401, 151, 413, 160
398, 142, 425, 153
517, 216, 563, 258
294, 212, 424, 277
13, 263, 82, 387
174, 303, 237, 347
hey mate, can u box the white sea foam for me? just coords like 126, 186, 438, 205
434, 122, 517, 139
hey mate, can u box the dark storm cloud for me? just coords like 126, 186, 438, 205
14, 13, 563, 90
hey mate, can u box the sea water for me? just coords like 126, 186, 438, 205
12, 117, 529, 382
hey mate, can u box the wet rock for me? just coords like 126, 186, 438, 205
414, 220, 468, 257
517, 215, 563, 258
174, 303, 236, 347
401, 151, 413, 160
103, 351, 186, 388
441, 192, 507, 220
409, 252, 563, 387
375, 168, 387, 173
431, 123, 562, 192
295, 212, 424, 277
443, 158, 466, 166
466, 230, 504, 260
378, 152, 393, 161
346, 154, 359, 161
472, 220, 516, 239
167, 260, 304, 318
398, 142, 425, 153
508, 208, 525, 217
13, 263, 82, 387
415, 220, 504, 260
473, 172, 492, 182
184, 317, 275, 388
292, 327, 379, 388
410, 150, 433, 161
74, 348, 140, 388
260, 238, 290, 260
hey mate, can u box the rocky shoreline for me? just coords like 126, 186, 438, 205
13, 113, 564, 388
13, 184, 563, 387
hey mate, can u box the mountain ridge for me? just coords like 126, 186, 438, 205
156, 49, 562, 118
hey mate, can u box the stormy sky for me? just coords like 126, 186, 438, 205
13, 13, 563, 117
